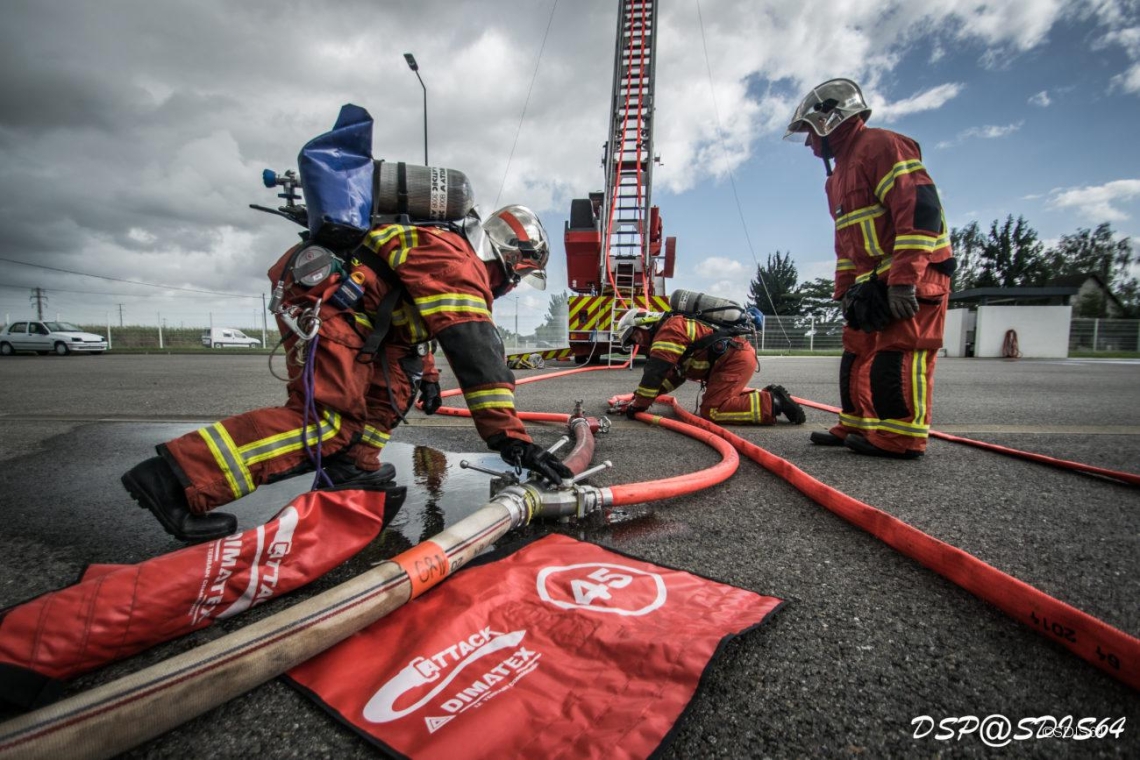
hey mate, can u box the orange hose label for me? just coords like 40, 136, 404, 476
394, 541, 450, 598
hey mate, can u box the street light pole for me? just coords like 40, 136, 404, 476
403, 53, 428, 165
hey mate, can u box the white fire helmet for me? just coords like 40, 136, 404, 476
478, 205, 550, 295
617, 309, 664, 348
783, 78, 871, 141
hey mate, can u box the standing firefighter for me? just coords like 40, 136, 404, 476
785, 78, 954, 459
613, 305, 805, 425
121, 105, 570, 542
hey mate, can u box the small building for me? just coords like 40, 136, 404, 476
1046, 274, 1125, 318
944, 286, 1080, 358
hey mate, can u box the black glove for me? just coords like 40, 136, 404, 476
419, 381, 442, 415
626, 403, 646, 420
888, 284, 919, 320
499, 439, 573, 484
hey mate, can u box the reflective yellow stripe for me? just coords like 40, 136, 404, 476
199, 424, 254, 499
861, 218, 886, 257
413, 293, 491, 317
836, 205, 887, 258
361, 425, 391, 449
838, 411, 929, 437
836, 258, 856, 272
464, 388, 515, 411
364, 225, 419, 269
651, 341, 686, 357
875, 159, 925, 202
635, 384, 659, 399
707, 390, 763, 424
912, 350, 929, 428
240, 411, 342, 465
393, 306, 431, 342
854, 259, 893, 283
835, 204, 885, 230
894, 234, 940, 251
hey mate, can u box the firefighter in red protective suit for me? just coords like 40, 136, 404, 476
785, 78, 955, 459
121, 206, 571, 542
613, 309, 805, 425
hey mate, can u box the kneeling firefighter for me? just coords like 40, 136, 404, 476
122, 104, 571, 542
613, 292, 806, 425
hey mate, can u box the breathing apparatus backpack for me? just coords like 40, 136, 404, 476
295, 103, 476, 249
665, 290, 764, 372
267, 103, 482, 352
668, 289, 762, 334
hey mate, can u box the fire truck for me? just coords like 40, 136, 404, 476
563, 0, 675, 363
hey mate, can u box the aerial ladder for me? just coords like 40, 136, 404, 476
564, 0, 675, 363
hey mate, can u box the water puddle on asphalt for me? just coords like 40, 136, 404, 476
352, 442, 691, 562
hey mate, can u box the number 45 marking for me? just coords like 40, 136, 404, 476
571, 568, 632, 606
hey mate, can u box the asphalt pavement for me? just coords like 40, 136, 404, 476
0, 353, 1137, 759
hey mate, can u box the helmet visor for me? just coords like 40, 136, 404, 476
522, 270, 547, 291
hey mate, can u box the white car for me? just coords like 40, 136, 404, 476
201, 327, 262, 348
0, 320, 108, 356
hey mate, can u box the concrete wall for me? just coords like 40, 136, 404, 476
974, 305, 1071, 358
943, 308, 973, 357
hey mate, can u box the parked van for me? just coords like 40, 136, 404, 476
201, 328, 261, 348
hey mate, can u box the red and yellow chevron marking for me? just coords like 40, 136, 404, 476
567, 295, 670, 332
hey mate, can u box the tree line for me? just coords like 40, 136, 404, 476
748, 219, 1139, 320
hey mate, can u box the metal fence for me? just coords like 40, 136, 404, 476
1069, 318, 1140, 353
749, 317, 1139, 355
748, 316, 845, 353
42, 316, 1135, 355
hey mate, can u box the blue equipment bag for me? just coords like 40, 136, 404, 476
297, 104, 375, 246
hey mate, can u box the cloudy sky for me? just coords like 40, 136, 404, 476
1, 0, 1139, 335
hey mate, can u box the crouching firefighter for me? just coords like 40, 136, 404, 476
121, 104, 571, 542
612, 298, 806, 425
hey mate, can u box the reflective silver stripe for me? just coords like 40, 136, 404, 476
200, 423, 254, 498
361, 425, 391, 449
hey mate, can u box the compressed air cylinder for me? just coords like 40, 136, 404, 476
374, 161, 475, 221
669, 289, 744, 324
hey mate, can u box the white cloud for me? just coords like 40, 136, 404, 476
1047, 179, 1140, 222
935, 121, 1023, 148
1095, 25, 1140, 93
1028, 90, 1052, 106
1111, 63, 1140, 94
876, 83, 966, 122
694, 256, 750, 278
0, 0, 1126, 325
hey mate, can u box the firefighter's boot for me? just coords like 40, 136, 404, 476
810, 431, 845, 446
319, 459, 398, 490
122, 456, 238, 543
765, 385, 806, 424
844, 433, 923, 460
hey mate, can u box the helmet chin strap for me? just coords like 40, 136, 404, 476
821, 135, 834, 177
